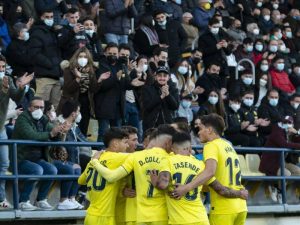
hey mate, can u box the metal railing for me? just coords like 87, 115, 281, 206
0, 140, 300, 211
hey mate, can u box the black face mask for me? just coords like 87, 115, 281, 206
192, 126, 199, 135
158, 60, 166, 67
193, 57, 201, 64
118, 56, 128, 65
106, 55, 118, 64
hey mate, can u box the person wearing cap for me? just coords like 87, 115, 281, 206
177, 94, 193, 124
141, 66, 179, 132
259, 115, 300, 203
6, 22, 33, 78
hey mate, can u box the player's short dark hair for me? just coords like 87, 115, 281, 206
172, 132, 191, 145
103, 127, 129, 148
156, 124, 177, 137
61, 100, 80, 118
122, 126, 138, 135
200, 113, 225, 136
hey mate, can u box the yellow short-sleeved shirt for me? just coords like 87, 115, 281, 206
164, 154, 213, 224
203, 138, 247, 214
121, 147, 169, 223
78, 151, 129, 217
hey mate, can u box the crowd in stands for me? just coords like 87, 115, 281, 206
0, 0, 300, 210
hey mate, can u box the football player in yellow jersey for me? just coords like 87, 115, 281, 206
172, 114, 248, 225
90, 125, 177, 225
151, 132, 249, 225
78, 127, 129, 225
116, 126, 139, 225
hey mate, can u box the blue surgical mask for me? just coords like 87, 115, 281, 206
178, 66, 188, 75
286, 32, 292, 38
23, 31, 30, 41
242, 77, 253, 85
175, 0, 182, 4
24, 85, 30, 93
276, 63, 285, 71
181, 100, 191, 108
208, 96, 218, 105
269, 45, 278, 52
243, 98, 254, 107
269, 98, 278, 107
255, 44, 263, 52
246, 45, 253, 52
44, 19, 54, 27
260, 64, 269, 72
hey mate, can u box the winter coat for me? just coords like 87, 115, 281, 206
270, 69, 295, 94
141, 81, 179, 132
28, 22, 62, 79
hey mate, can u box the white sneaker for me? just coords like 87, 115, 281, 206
268, 185, 278, 202
57, 199, 78, 210
70, 198, 84, 210
36, 199, 54, 211
19, 201, 37, 211
277, 193, 283, 204
0, 199, 12, 210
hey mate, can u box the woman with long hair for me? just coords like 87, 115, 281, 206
57, 47, 109, 136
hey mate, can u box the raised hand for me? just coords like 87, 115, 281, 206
131, 77, 145, 87
98, 72, 111, 83
16, 72, 34, 89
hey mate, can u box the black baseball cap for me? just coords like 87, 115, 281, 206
156, 66, 170, 75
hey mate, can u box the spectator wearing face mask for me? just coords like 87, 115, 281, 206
258, 8, 274, 35
177, 94, 193, 124
6, 22, 33, 78
254, 71, 272, 108
188, 49, 204, 83
234, 38, 255, 68
82, 17, 103, 62
57, 47, 102, 136
258, 89, 284, 125
198, 18, 230, 77
269, 56, 295, 96
281, 26, 298, 58
190, 116, 201, 145
240, 90, 269, 146
289, 63, 300, 93
12, 97, 70, 211
225, 96, 251, 146
253, 39, 266, 65
283, 9, 300, 34
283, 94, 300, 129
246, 22, 262, 41
263, 39, 279, 63
153, 10, 188, 68
28, 9, 63, 109
197, 89, 226, 121
228, 70, 255, 100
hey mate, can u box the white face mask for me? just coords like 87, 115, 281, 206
253, 28, 260, 35
243, 98, 254, 107
24, 85, 30, 93
292, 103, 300, 110
75, 113, 82, 123
257, 2, 263, 7
158, 20, 167, 26
85, 29, 94, 37
178, 66, 188, 74
255, 44, 263, 52
84, 0, 91, 3
0, 71, 4, 79
44, 18, 54, 27
269, 45, 278, 52
143, 64, 148, 72
273, 3, 279, 9
279, 45, 286, 52
210, 27, 219, 34
208, 96, 218, 105
259, 79, 267, 87
230, 103, 240, 112
260, 64, 269, 72
50, 111, 57, 120
23, 31, 30, 41
263, 15, 271, 21
31, 109, 43, 120
78, 57, 88, 67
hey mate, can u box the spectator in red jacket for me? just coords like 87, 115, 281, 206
270, 56, 295, 94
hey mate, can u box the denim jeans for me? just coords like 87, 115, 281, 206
97, 119, 122, 142
53, 160, 81, 198
0, 129, 9, 202
105, 33, 128, 45
18, 160, 57, 202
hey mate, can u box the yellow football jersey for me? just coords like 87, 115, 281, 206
203, 138, 247, 214
121, 147, 169, 223
78, 151, 129, 217
164, 154, 212, 224
116, 179, 127, 224
125, 173, 137, 223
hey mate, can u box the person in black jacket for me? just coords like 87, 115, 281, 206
57, 8, 89, 60
28, 9, 62, 108
141, 66, 179, 132
198, 17, 231, 76
283, 93, 300, 129
94, 43, 130, 141
154, 9, 188, 68
228, 69, 255, 99
6, 22, 33, 78
289, 63, 300, 93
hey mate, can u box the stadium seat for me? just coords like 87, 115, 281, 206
238, 154, 253, 176
246, 154, 266, 176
